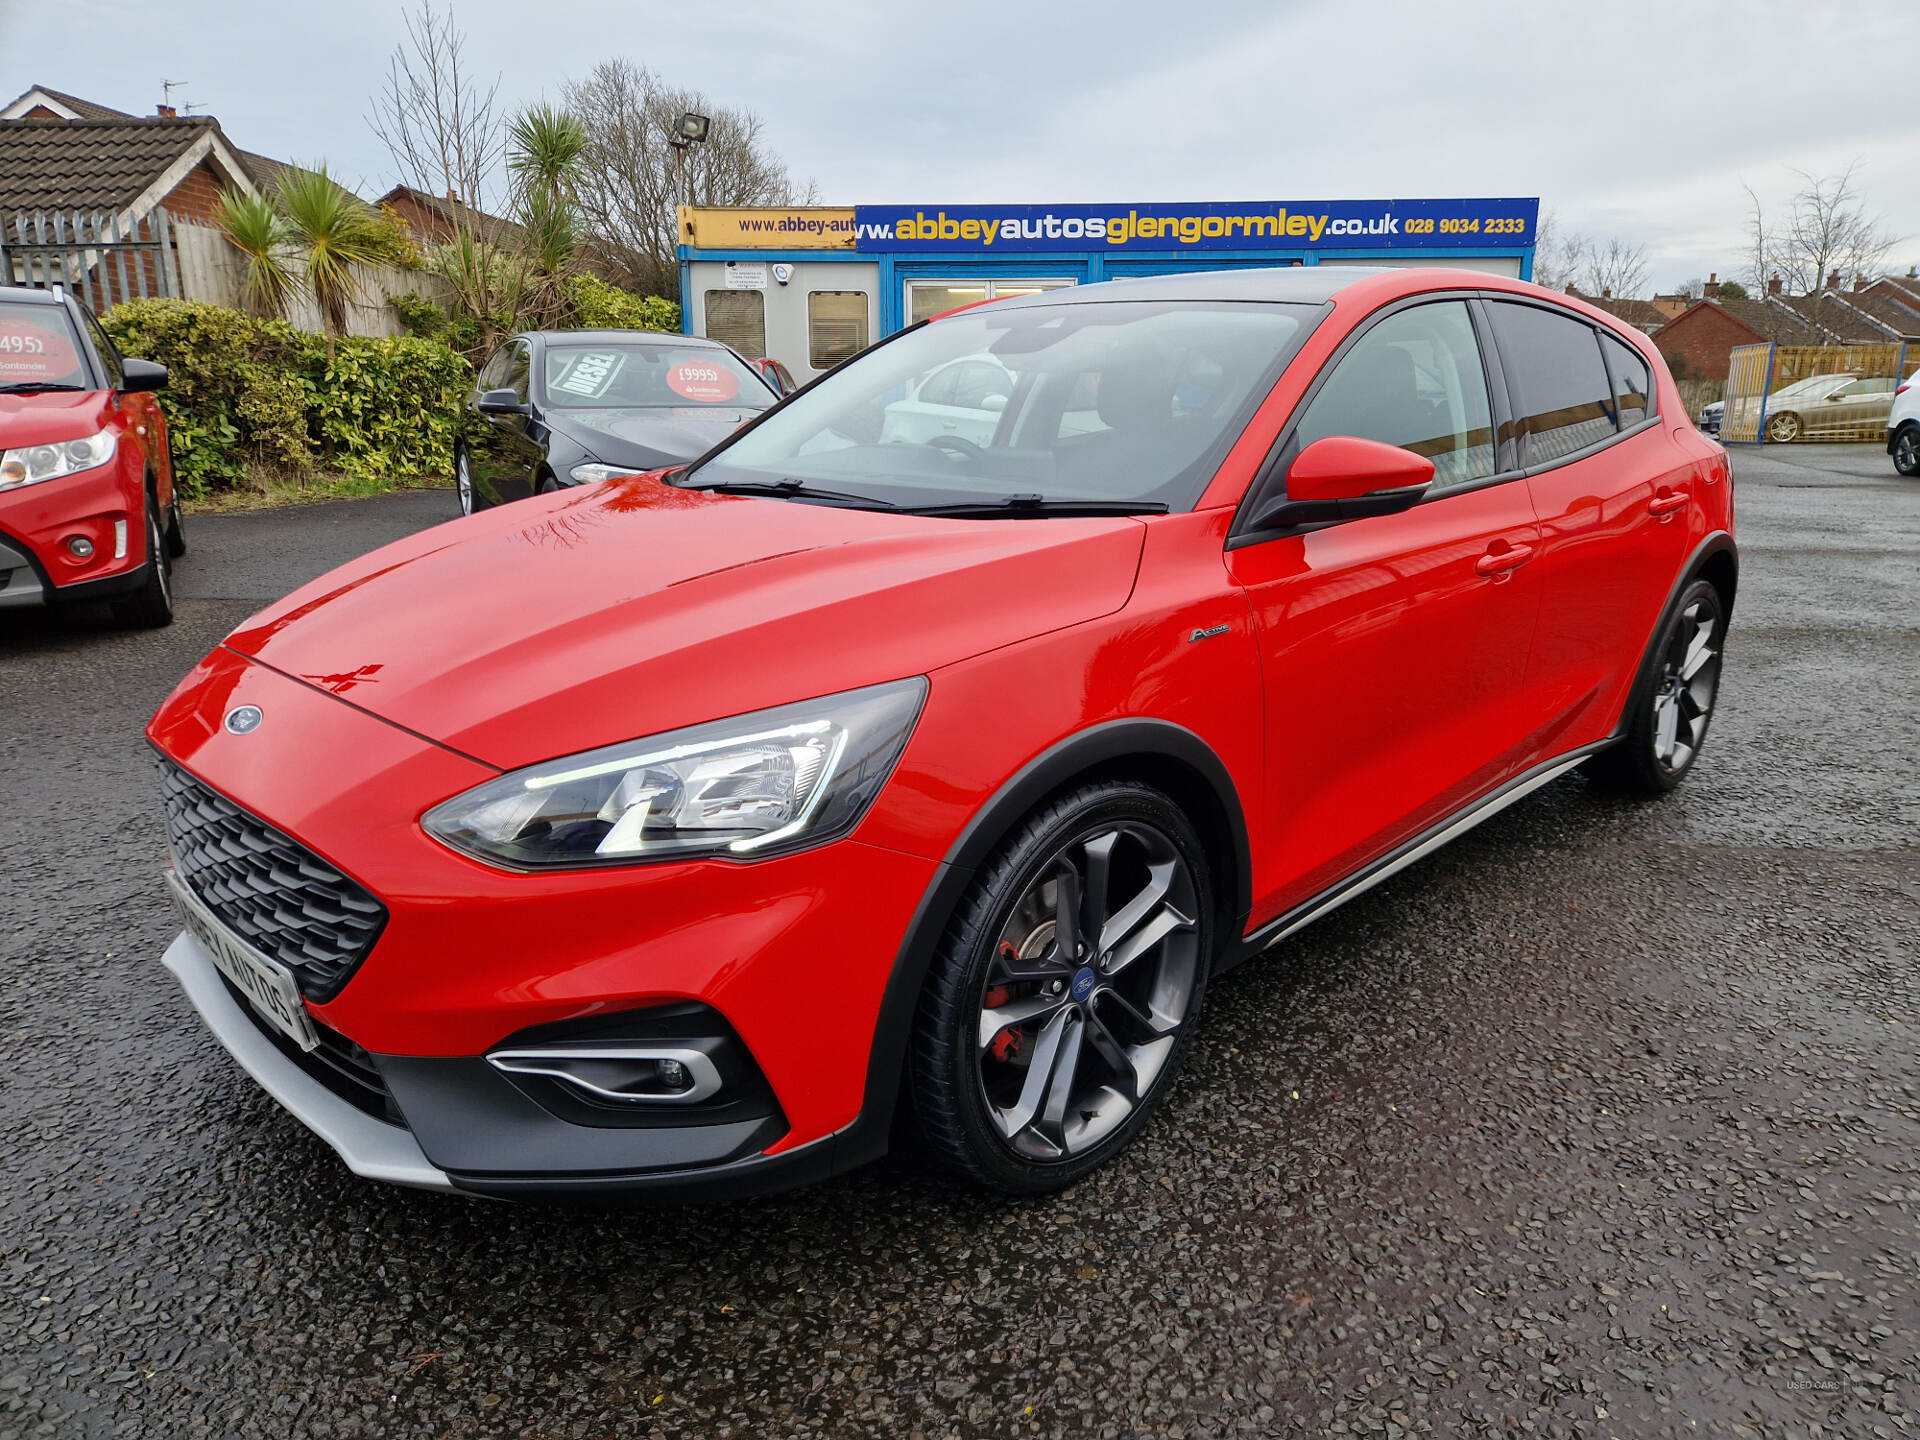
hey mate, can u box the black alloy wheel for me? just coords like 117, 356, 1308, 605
912, 781, 1212, 1193
1587, 579, 1726, 795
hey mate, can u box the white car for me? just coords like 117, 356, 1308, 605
880, 354, 1107, 450
1889, 370, 1919, 477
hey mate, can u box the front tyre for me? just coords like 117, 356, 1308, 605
110, 499, 175, 629
1586, 579, 1726, 796
1894, 425, 1920, 477
455, 445, 478, 516
910, 781, 1213, 1194
1767, 411, 1802, 444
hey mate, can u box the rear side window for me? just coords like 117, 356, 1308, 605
1599, 332, 1653, 428
1487, 301, 1618, 465
1291, 300, 1496, 488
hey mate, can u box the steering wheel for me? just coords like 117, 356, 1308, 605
926, 434, 986, 464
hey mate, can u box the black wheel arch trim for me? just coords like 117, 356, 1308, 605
842, 718, 1253, 1162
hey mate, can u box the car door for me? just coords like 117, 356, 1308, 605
1494, 301, 1701, 756
477, 339, 542, 503
1226, 297, 1547, 917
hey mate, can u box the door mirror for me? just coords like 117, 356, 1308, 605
476, 388, 528, 417
119, 357, 168, 393
1248, 436, 1435, 531
980, 393, 1009, 413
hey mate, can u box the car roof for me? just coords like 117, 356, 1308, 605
526, 329, 722, 348
982, 265, 1398, 311
0, 285, 68, 307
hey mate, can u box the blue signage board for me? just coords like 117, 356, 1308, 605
852, 198, 1537, 254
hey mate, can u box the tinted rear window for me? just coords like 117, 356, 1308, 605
1599, 332, 1653, 428
1487, 301, 1618, 464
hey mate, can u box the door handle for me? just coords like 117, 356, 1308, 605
1475, 543, 1534, 577
1648, 489, 1689, 516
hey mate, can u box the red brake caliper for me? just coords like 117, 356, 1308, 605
985, 944, 1025, 1062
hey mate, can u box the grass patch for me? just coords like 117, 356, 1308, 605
182, 468, 451, 515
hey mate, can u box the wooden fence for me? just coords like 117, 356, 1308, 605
3, 207, 452, 338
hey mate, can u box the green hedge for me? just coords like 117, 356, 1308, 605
100, 300, 474, 495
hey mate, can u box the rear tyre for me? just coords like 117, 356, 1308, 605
910, 780, 1213, 1194
164, 495, 187, 557
1585, 579, 1725, 796
110, 499, 175, 629
1894, 425, 1920, 477
1766, 411, 1801, 443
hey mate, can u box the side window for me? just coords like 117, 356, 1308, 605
705, 290, 767, 359
1487, 301, 1619, 465
808, 291, 869, 371
1291, 300, 1495, 488
504, 341, 532, 403
81, 308, 123, 387
1599, 332, 1653, 428
918, 364, 961, 408
950, 361, 1009, 411
477, 344, 514, 392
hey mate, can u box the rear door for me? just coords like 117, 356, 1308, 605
478, 339, 542, 502
1491, 300, 1699, 755
1227, 298, 1547, 918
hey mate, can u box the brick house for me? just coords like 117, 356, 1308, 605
0, 85, 324, 303
375, 184, 521, 247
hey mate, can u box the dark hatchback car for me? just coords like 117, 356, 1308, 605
456, 330, 779, 514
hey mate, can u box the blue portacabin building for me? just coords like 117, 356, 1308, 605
678, 197, 1539, 384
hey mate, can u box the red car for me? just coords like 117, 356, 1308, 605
0, 285, 181, 626
149, 267, 1735, 1201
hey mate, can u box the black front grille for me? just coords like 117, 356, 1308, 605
218, 975, 404, 1126
161, 759, 386, 1001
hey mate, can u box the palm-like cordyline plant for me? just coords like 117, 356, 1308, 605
277, 166, 389, 337
508, 106, 587, 330
214, 190, 295, 319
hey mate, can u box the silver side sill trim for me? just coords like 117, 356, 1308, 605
163, 931, 455, 1192
1252, 751, 1594, 955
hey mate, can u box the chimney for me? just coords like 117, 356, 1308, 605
1827, 268, 1842, 291
1601, 286, 1613, 300
156, 104, 177, 118
1768, 273, 1783, 296
1704, 273, 1720, 299
1853, 275, 1868, 292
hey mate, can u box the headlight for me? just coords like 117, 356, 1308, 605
569, 462, 633, 484
0, 430, 117, 491
423, 678, 928, 869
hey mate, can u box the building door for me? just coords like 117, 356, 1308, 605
905, 278, 1075, 325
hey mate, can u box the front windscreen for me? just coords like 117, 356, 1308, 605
0, 302, 89, 389
542, 343, 771, 410
687, 299, 1315, 511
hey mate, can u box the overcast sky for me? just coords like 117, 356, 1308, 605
6, 0, 1917, 293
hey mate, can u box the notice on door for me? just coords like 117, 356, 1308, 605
725, 263, 768, 290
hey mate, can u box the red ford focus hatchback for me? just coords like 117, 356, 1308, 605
149, 267, 1734, 1201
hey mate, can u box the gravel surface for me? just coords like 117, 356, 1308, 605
2, 454, 1915, 1439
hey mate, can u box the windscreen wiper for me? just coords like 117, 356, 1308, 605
0, 382, 88, 394
902, 494, 1170, 518
675, 476, 898, 508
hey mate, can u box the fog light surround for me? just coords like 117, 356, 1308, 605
486, 1045, 722, 1105
65, 535, 94, 559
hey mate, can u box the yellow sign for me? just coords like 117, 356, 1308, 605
677, 207, 857, 250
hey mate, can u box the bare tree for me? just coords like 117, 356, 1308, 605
1577, 237, 1651, 300
368, 2, 517, 345
1530, 208, 1580, 291
563, 59, 816, 297
1746, 162, 1900, 332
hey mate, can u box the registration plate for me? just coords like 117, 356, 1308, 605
166, 870, 319, 1051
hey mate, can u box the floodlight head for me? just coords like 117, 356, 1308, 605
676, 112, 711, 144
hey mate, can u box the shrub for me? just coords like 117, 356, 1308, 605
102, 298, 473, 494
565, 274, 679, 332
